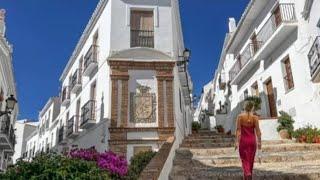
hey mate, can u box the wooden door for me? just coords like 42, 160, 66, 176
284, 58, 294, 90
251, 33, 259, 54
90, 82, 96, 100
274, 6, 282, 27
266, 79, 277, 117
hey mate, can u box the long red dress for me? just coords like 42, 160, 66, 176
236, 114, 261, 177
239, 124, 256, 176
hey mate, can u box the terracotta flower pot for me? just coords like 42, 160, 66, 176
279, 129, 290, 139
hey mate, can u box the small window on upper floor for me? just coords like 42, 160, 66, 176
130, 10, 154, 48
244, 89, 249, 99
282, 57, 295, 92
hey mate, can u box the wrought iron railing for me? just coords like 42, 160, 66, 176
70, 69, 82, 91
0, 114, 10, 135
256, 4, 296, 49
67, 115, 79, 136
58, 126, 65, 143
61, 86, 70, 102
84, 45, 98, 72
131, 29, 154, 48
81, 100, 96, 126
229, 43, 259, 82
308, 36, 320, 78
229, 4, 296, 82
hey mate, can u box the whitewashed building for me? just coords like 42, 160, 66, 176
22, 0, 193, 167
206, 0, 320, 139
0, 9, 19, 171
12, 120, 38, 164
193, 81, 216, 130
23, 97, 60, 160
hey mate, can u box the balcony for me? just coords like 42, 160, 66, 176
70, 69, 82, 93
0, 115, 15, 151
80, 100, 96, 129
83, 45, 98, 77
67, 115, 80, 138
58, 126, 67, 145
230, 3, 297, 84
308, 36, 320, 82
131, 29, 154, 48
61, 86, 70, 106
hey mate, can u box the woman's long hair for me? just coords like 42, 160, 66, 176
244, 100, 255, 113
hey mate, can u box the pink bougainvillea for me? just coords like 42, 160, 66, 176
69, 147, 128, 177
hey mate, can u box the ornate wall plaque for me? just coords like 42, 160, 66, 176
130, 84, 156, 123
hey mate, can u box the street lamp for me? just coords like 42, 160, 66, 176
179, 48, 191, 62
0, 95, 17, 117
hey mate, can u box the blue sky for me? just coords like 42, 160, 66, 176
1, 0, 249, 120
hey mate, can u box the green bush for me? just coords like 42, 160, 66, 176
0, 153, 111, 180
125, 151, 156, 180
244, 96, 262, 111
277, 111, 295, 137
192, 121, 201, 132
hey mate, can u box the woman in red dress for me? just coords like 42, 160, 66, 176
235, 101, 262, 180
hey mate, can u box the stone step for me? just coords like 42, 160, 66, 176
182, 137, 235, 144
180, 143, 320, 156
170, 160, 320, 180
180, 142, 234, 148
192, 150, 320, 165
188, 134, 235, 138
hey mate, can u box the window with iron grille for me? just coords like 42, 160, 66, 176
283, 57, 295, 91
130, 10, 154, 48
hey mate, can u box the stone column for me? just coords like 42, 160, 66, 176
166, 78, 174, 127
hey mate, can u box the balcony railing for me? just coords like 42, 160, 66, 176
70, 69, 82, 93
67, 115, 79, 137
308, 36, 320, 82
83, 45, 98, 76
229, 43, 259, 82
9, 125, 15, 148
256, 4, 296, 50
61, 86, 70, 106
58, 126, 66, 144
80, 100, 96, 128
229, 4, 296, 83
131, 29, 154, 48
0, 114, 10, 135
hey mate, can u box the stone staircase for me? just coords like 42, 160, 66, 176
170, 130, 320, 180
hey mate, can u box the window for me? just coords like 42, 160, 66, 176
283, 57, 295, 91
244, 89, 249, 99
0, 88, 3, 110
179, 89, 182, 112
130, 10, 154, 48
251, 82, 259, 96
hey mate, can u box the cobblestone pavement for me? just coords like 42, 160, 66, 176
169, 131, 320, 180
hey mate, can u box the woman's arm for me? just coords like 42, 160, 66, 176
235, 116, 241, 149
255, 117, 262, 149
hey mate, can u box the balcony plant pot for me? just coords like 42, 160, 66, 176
279, 129, 290, 139
298, 135, 307, 143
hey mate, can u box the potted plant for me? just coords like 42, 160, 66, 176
244, 96, 262, 115
215, 125, 224, 133
192, 121, 201, 133
277, 111, 294, 139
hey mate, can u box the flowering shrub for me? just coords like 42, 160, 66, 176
0, 153, 111, 180
69, 148, 128, 177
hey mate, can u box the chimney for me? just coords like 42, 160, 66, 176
228, 17, 237, 33
0, 9, 6, 37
